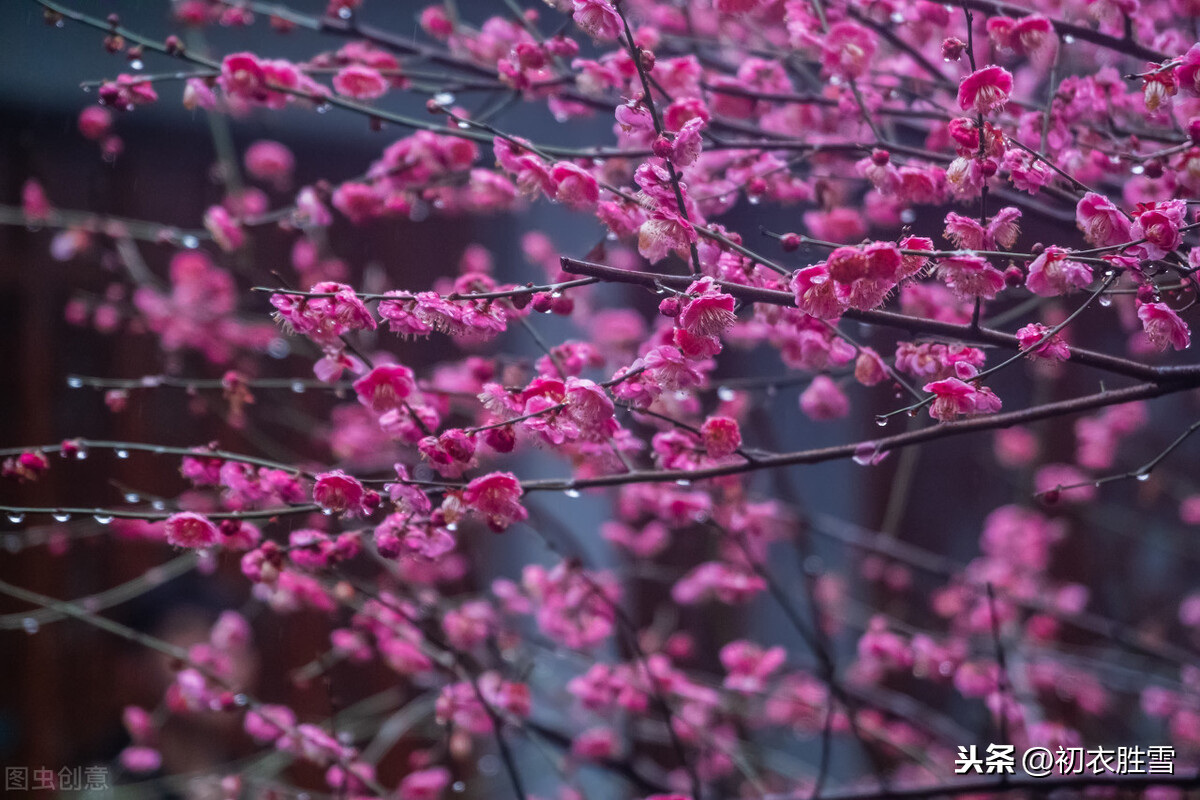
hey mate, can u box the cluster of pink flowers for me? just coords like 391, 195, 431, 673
21, 0, 1200, 797
134, 252, 277, 363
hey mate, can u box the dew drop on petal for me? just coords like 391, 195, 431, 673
853, 442, 881, 466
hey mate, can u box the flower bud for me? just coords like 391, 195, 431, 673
941, 37, 966, 61
551, 294, 575, 315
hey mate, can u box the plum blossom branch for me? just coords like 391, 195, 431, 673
560, 257, 1187, 382
0, 553, 197, 630
0, 575, 389, 795
0, 503, 319, 522
512, 382, 1184, 493
0, 204, 209, 246
1034, 415, 1200, 498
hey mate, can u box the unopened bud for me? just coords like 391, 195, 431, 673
551, 294, 574, 315
941, 37, 966, 61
